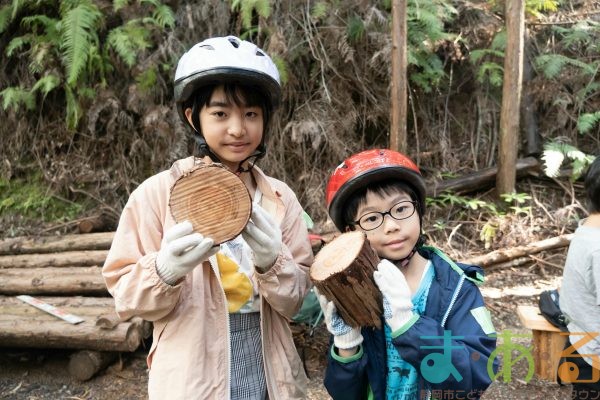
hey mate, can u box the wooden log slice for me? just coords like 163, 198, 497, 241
310, 231, 382, 328
169, 163, 252, 245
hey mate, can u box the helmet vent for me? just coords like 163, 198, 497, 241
199, 45, 214, 50
228, 38, 240, 48
256, 50, 265, 56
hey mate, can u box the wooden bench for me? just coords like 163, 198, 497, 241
517, 305, 567, 382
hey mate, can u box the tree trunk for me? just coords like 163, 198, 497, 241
78, 216, 108, 234
0, 250, 108, 268
463, 233, 573, 267
0, 266, 107, 295
0, 232, 114, 255
522, 29, 541, 156
497, 0, 525, 195
310, 231, 382, 328
390, 0, 408, 153
0, 296, 143, 351
68, 350, 119, 381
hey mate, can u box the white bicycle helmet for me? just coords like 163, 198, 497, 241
174, 36, 281, 124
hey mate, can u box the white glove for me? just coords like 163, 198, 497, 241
315, 288, 363, 350
156, 221, 218, 285
373, 259, 415, 332
242, 204, 282, 272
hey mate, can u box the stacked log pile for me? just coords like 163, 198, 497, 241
0, 232, 150, 380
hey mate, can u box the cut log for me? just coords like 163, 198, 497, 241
68, 350, 119, 381
0, 232, 114, 255
78, 216, 108, 234
0, 296, 144, 351
310, 231, 382, 328
463, 233, 573, 267
0, 266, 107, 295
169, 163, 252, 245
428, 157, 539, 197
0, 250, 108, 268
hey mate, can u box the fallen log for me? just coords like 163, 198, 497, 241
0, 266, 107, 296
68, 350, 119, 381
428, 156, 540, 197
0, 250, 108, 268
0, 296, 143, 351
463, 233, 573, 267
0, 232, 114, 255
78, 216, 109, 234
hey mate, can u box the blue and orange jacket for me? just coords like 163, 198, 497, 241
324, 246, 499, 400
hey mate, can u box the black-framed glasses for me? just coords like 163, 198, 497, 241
353, 201, 417, 231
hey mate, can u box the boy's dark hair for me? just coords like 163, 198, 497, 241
342, 179, 421, 230
585, 156, 600, 213
184, 83, 272, 158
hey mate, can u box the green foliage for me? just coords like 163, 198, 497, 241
500, 192, 532, 216
479, 221, 498, 249
136, 66, 158, 91
535, 54, 596, 79
0, 177, 84, 221
347, 14, 365, 43
311, 1, 328, 21
526, 0, 559, 18
542, 141, 595, 180
230, 0, 271, 30
470, 31, 506, 87
271, 55, 288, 85
0, 0, 175, 130
578, 111, 600, 134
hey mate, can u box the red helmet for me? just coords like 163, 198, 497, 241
326, 149, 426, 231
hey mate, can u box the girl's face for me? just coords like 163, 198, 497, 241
185, 85, 264, 171
354, 189, 421, 261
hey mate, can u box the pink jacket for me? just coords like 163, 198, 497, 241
102, 157, 313, 399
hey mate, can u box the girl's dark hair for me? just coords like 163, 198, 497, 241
342, 179, 421, 230
585, 156, 600, 213
183, 83, 272, 157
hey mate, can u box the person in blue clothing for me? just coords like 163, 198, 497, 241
317, 149, 498, 400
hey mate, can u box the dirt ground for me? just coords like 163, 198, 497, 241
0, 265, 575, 400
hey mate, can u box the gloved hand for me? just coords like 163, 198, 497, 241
373, 259, 415, 332
242, 204, 282, 272
315, 288, 363, 350
156, 221, 218, 285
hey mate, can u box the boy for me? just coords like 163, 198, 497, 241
317, 149, 498, 399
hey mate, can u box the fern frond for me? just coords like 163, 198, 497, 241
6, 34, 33, 57
31, 74, 61, 97
21, 15, 59, 36
0, 86, 36, 111
151, 4, 175, 29
541, 142, 566, 177
347, 15, 365, 43
311, 2, 328, 21
64, 85, 81, 130
113, 0, 129, 12
0, 5, 12, 34
60, 1, 103, 86
253, 0, 270, 19
490, 30, 507, 51
271, 55, 288, 85
535, 54, 567, 78
577, 112, 600, 134
477, 62, 503, 86
107, 21, 151, 67
470, 49, 504, 64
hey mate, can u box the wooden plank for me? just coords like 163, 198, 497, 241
517, 305, 562, 332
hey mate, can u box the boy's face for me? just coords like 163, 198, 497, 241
353, 189, 421, 261
185, 85, 264, 171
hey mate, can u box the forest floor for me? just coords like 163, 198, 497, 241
0, 265, 574, 400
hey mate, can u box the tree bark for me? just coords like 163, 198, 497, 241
0, 250, 108, 268
463, 233, 573, 267
497, 0, 525, 195
0, 232, 114, 255
0, 296, 143, 351
78, 216, 108, 234
0, 266, 108, 295
310, 231, 382, 328
68, 350, 119, 381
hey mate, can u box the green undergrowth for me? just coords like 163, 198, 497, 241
0, 175, 86, 223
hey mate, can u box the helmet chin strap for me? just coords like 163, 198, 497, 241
391, 234, 425, 268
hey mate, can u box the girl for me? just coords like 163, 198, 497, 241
317, 149, 497, 399
102, 36, 313, 400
